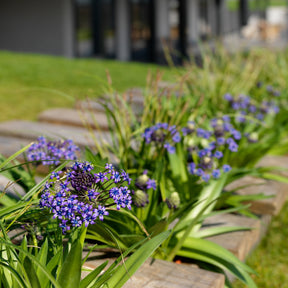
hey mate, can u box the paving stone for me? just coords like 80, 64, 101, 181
124, 87, 144, 104
257, 155, 288, 177
0, 135, 31, 158
0, 174, 26, 198
203, 213, 263, 261
83, 257, 224, 288
75, 91, 144, 115
0, 120, 112, 149
75, 99, 111, 113
38, 108, 111, 130
225, 176, 288, 215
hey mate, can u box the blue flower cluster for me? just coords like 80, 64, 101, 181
266, 84, 281, 97
39, 161, 132, 233
223, 93, 279, 123
27, 136, 79, 166
132, 170, 156, 207
142, 123, 181, 153
187, 154, 231, 183
182, 118, 237, 182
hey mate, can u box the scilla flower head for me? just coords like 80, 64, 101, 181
184, 118, 238, 183
142, 123, 181, 153
27, 136, 80, 166
39, 161, 132, 233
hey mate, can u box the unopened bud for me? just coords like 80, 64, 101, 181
203, 157, 211, 165
248, 132, 258, 143
133, 190, 149, 207
166, 192, 180, 209
137, 174, 149, 186
201, 139, 209, 147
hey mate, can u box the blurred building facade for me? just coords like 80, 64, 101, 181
0, 0, 269, 63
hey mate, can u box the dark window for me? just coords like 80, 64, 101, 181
130, 0, 154, 62
75, 0, 115, 58
75, 0, 93, 57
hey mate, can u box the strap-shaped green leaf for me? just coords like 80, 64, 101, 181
0, 239, 61, 288
23, 257, 41, 288
0, 144, 32, 171
0, 261, 28, 288
104, 230, 170, 288
35, 239, 48, 282
195, 225, 251, 239
178, 237, 257, 287
80, 261, 108, 288
57, 241, 82, 288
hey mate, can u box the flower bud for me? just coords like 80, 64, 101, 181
203, 156, 211, 165
201, 138, 209, 148
248, 132, 258, 143
187, 121, 195, 131
184, 137, 196, 148
137, 174, 149, 186
166, 192, 180, 209
216, 119, 223, 126
133, 190, 149, 207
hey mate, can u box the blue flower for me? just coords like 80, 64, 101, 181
197, 128, 211, 139
164, 143, 176, 154
111, 171, 121, 183
232, 102, 240, 110
196, 168, 204, 176
228, 142, 238, 152
214, 151, 223, 159
135, 172, 157, 193
121, 170, 132, 185
105, 163, 114, 171
147, 179, 157, 190
273, 105, 280, 114
188, 162, 196, 174
212, 169, 221, 179
97, 206, 109, 221
198, 149, 207, 158
217, 137, 226, 145
256, 113, 264, 120
222, 115, 230, 122
109, 187, 120, 199
202, 173, 211, 182
249, 105, 257, 113
172, 132, 181, 143
95, 172, 108, 183
231, 129, 242, 140
224, 93, 233, 101
222, 164, 231, 172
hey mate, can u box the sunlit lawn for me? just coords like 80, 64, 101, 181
0, 51, 173, 122
227, 0, 287, 11
233, 201, 288, 287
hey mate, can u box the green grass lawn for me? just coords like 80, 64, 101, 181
233, 202, 288, 287
269, 0, 287, 7
0, 51, 172, 122
227, 0, 287, 11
